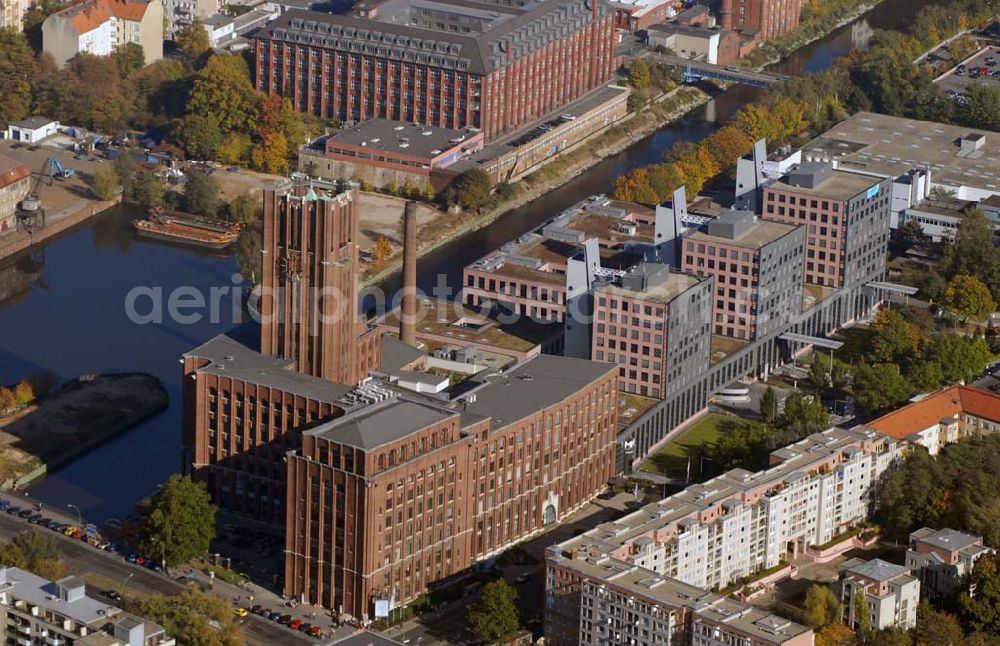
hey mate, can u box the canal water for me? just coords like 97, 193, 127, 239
0, 0, 936, 522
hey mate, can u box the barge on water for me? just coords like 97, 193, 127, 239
133, 208, 241, 250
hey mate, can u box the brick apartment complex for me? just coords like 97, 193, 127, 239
906, 527, 993, 601
719, 0, 809, 41
184, 179, 620, 621
285, 356, 617, 617
253, 0, 617, 142
546, 424, 900, 645
762, 162, 890, 289
681, 209, 804, 340
591, 263, 713, 398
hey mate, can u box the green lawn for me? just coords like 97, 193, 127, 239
639, 413, 730, 480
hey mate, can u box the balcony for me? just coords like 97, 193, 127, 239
45, 635, 66, 646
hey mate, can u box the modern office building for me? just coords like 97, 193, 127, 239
285, 354, 618, 619
906, 527, 993, 601
0, 567, 173, 646
836, 558, 920, 631
680, 209, 804, 340
252, 0, 617, 141
591, 263, 713, 398
866, 385, 1000, 456
546, 425, 900, 645
762, 161, 891, 289
42, 0, 163, 68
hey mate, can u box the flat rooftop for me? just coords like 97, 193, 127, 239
771, 167, 880, 201
907, 196, 975, 217
326, 119, 478, 159
693, 597, 813, 644
806, 112, 1000, 192
306, 397, 457, 449
185, 323, 352, 405
380, 298, 552, 353
330, 631, 405, 646
598, 270, 704, 304
686, 217, 799, 249
1, 568, 117, 626
461, 354, 615, 429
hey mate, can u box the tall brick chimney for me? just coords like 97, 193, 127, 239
399, 201, 418, 347
719, 0, 735, 31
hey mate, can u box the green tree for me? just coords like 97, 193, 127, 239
130, 170, 165, 208
778, 393, 829, 441
113, 154, 140, 196
175, 18, 211, 60
0, 29, 35, 129
229, 192, 262, 283
869, 308, 921, 364
853, 588, 873, 641
759, 386, 779, 424
140, 475, 217, 568
187, 54, 259, 133
22, 0, 66, 51
704, 419, 774, 473
916, 601, 964, 646
905, 360, 944, 394
454, 168, 492, 212
803, 584, 843, 630
871, 627, 912, 646
228, 191, 261, 225
852, 363, 910, 412
893, 219, 926, 252
468, 579, 520, 644
945, 274, 996, 323
629, 58, 651, 90
112, 42, 145, 78
959, 83, 1000, 132
809, 356, 830, 391
944, 209, 1000, 303
926, 334, 993, 383
92, 166, 120, 201
960, 551, 1000, 636
184, 172, 221, 217
0, 530, 66, 581
134, 589, 242, 646
217, 132, 251, 165
172, 114, 223, 161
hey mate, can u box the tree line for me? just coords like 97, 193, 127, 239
0, 23, 320, 174
612, 0, 1000, 204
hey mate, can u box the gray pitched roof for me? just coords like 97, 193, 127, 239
848, 558, 909, 582
307, 398, 457, 449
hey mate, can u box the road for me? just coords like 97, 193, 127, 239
0, 507, 314, 646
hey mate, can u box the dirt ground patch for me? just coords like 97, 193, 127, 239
0, 373, 168, 485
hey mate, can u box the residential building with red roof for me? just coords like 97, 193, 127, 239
0, 153, 32, 236
42, 0, 163, 68
866, 385, 1000, 455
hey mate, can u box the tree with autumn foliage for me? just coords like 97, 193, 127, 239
372, 237, 394, 263
869, 308, 921, 365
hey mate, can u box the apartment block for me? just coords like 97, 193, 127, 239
906, 527, 993, 601
867, 385, 1000, 455
285, 354, 618, 620
762, 162, 891, 289
591, 263, 713, 398
680, 209, 804, 340
161, 0, 216, 36
253, 0, 616, 142
836, 558, 919, 631
42, 0, 163, 68
0, 0, 29, 29
546, 425, 900, 645
0, 567, 173, 646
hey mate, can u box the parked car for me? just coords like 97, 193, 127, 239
250, 605, 264, 615
268, 611, 283, 622
48, 521, 64, 531
63, 526, 78, 536
103, 590, 123, 603
6, 506, 21, 515
17, 509, 32, 519
299, 623, 312, 633
279, 614, 293, 625
28, 514, 42, 524
135, 556, 147, 566
126, 553, 138, 563
308, 625, 322, 637
288, 618, 303, 630
0, 500, 9, 511
232, 608, 249, 618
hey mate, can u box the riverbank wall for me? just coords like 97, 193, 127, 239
0, 197, 121, 263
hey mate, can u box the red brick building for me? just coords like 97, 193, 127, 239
719, 0, 809, 40
285, 356, 618, 620
252, 0, 617, 142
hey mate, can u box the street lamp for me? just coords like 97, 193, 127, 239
119, 572, 134, 599
66, 503, 82, 526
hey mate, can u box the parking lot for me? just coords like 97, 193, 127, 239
936, 46, 1000, 102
